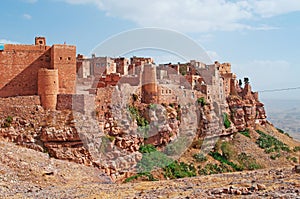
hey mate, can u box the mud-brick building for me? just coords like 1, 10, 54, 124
0, 37, 76, 109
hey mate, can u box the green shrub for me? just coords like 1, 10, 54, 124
5, 116, 13, 123
198, 163, 231, 175
137, 151, 173, 173
197, 97, 206, 106
221, 142, 235, 160
138, 125, 150, 138
286, 156, 298, 163
209, 151, 243, 171
270, 153, 281, 160
237, 153, 261, 170
291, 157, 298, 163
293, 146, 300, 152
239, 129, 250, 138
133, 144, 174, 181
128, 105, 149, 127
164, 161, 196, 179
223, 113, 231, 129
179, 65, 187, 76
3, 115, 13, 128
139, 144, 157, 153
193, 153, 207, 162
256, 130, 290, 153
165, 137, 189, 156
124, 172, 157, 183
148, 104, 157, 110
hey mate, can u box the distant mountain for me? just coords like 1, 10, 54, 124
263, 99, 300, 141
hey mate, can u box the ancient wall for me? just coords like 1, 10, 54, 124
0, 38, 77, 99
51, 45, 76, 94
57, 94, 95, 113
0, 44, 51, 97
95, 87, 115, 120
118, 76, 140, 86
0, 96, 41, 118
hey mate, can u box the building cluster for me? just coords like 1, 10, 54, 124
0, 37, 256, 112
76, 53, 239, 108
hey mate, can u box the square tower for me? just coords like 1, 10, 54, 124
35, 37, 46, 46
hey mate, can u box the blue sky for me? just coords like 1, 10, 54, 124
1, 0, 300, 100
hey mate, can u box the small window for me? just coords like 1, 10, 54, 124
169, 90, 171, 94
39, 40, 43, 44
68, 57, 71, 61
59, 57, 62, 60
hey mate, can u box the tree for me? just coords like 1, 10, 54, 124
244, 77, 249, 84
238, 79, 243, 87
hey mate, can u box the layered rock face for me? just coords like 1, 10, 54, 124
227, 83, 267, 131
40, 126, 92, 165
0, 106, 94, 167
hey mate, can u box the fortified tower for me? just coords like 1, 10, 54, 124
38, 69, 59, 110
142, 64, 158, 104
0, 37, 76, 110
50, 44, 76, 94
35, 37, 46, 46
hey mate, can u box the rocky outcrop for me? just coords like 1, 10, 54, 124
0, 116, 43, 151
227, 83, 267, 131
0, 111, 94, 167
41, 126, 92, 165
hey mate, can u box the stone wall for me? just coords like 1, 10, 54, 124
95, 87, 115, 120
0, 44, 51, 97
57, 94, 95, 114
0, 39, 77, 100
0, 96, 41, 118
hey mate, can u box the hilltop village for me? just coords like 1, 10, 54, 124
1, 37, 291, 184
0, 37, 265, 124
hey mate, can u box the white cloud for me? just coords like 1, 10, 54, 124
251, 0, 300, 17
206, 50, 220, 61
23, 14, 32, 20
61, 0, 300, 32
0, 39, 19, 44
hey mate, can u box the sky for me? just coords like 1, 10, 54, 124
1, 0, 300, 100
